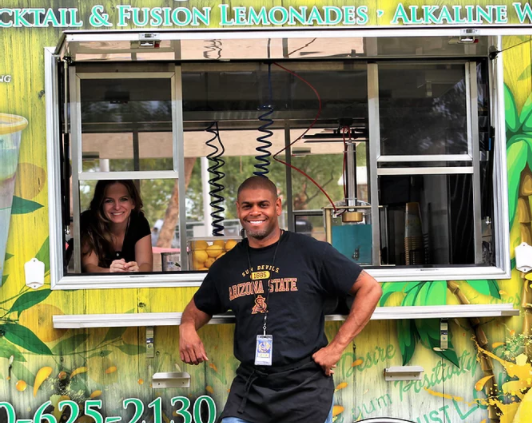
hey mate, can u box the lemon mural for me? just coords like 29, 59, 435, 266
0, 1, 532, 423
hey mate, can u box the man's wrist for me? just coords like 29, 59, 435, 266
179, 321, 196, 331
329, 334, 353, 354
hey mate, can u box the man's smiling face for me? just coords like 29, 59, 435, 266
237, 187, 282, 245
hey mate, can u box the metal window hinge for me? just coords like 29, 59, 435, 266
146, 326, 155, 358
132, 33, 161, 49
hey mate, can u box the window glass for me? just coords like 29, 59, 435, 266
181, 62, 367, 250
66, 179, 179, 274
378, 63, 468, 156
378, 174, 474, 266
365, 61, 492, 269
55, 57, 499, 287
287, 64, 368, 242
80, 77, 173, 172
476, 62, 495, 265
181, 128, 287, 238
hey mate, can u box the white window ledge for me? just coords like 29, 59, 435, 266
53, 304, 519, 329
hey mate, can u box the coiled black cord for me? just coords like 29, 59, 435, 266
254, 63, 274, 177
205, 122, 226, 236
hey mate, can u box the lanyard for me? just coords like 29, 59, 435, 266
246, 230, 283, 336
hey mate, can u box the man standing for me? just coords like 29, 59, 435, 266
179, 176, 382, 423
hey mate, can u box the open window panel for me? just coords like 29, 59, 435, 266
46, 29, 511, 290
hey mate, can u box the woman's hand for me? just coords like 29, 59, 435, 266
125, 261, 139, 272
110, 259, 127, 273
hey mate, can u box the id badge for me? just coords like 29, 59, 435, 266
255, 335, 273, 366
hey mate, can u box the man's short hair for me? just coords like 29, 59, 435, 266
237, 176, 277, 200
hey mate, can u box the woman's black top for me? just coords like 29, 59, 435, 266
80, 210, 150, 268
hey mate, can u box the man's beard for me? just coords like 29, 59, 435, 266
245, 222, 273, 240
246, 228, 269, 240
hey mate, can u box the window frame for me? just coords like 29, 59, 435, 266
368, 60, 484, 270
70, 68, 183, 274
367, 50, 511, 280
47, 53, 203, 289
45, 30, 511, 290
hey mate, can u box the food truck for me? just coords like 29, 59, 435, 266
1, 1, 532, 422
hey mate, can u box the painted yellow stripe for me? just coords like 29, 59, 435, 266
0, 114, 28, 135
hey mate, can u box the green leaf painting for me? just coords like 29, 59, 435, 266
520, 92, 532, 131
415, 319, 460, 367
2, 275, 8, 285
88, 350, 112, 358
505, 84, 519, 133
396, 284, 423, 365
116, 342, 146, 355
471, 280, 501, 299
518, 64, 532, 81
415, 281, 446, 307
379, 282, 409, 306
12, 362, 36, 387
393, 282, 459, 365
504, 86, 532, 229
507, 140, 528, 228
2, 324, 53, 355
435, 342, 460, 368
398, 319, 418, 366
8, 289, 51, 316
404, 281, 424, 294
101, 327, 127, 344
35, 237, 50, 272
10, 196, 43, 214
402, 283, 423, 307
51, 334, 89, 355
4, 253, 13, 261
0, 338, 26, 362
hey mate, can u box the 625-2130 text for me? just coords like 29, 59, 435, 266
0, 396, 216, 423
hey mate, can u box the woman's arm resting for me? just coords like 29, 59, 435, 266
82, 248, 116, 273
134, 235, 153, 272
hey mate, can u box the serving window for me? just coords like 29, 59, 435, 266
45, 30, 509, 289
66, 65, 180, 277
373, 62, 491, 267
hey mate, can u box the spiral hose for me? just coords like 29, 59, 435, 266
205, 122, 226, 236
254, 64, 274, 177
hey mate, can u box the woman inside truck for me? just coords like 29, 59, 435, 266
80, 180, 153, 273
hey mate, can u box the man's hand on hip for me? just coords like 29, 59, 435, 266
179, 324, 209, 365
312, 344, 342, 377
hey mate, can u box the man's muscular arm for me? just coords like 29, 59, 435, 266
313, 270, 382, 376
179, 298, 212, 365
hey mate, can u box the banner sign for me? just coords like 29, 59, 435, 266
0, 3, 532, 28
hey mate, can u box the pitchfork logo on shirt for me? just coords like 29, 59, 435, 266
251, 295, 268, 314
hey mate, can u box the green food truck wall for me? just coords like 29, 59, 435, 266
1, 1, 532, 422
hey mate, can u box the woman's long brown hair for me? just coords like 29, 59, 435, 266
81, 180, 143, 267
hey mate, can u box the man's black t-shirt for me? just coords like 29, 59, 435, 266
194, 230, 363, 367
